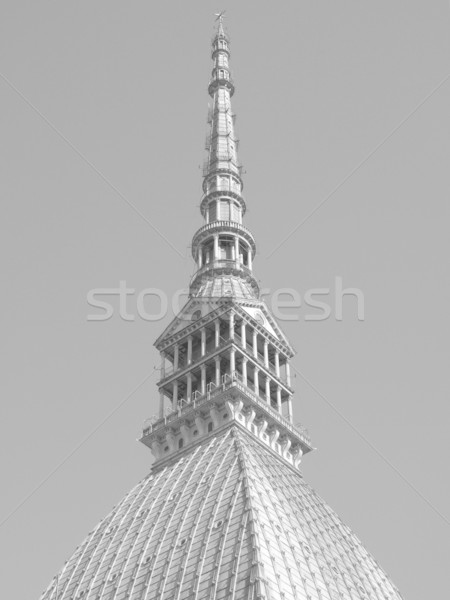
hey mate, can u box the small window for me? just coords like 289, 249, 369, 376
193, 429, 198, 436
223, 412, 228, 419
214, 520, 224, 529
178, 438, 184, 449
164, 446, 169, 452
208, 422, 213, 432
145, 556, 151, 564
179, 538, 187, 547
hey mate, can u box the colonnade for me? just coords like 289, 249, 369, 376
197, 232, 252, 270
159, 314, 293, 423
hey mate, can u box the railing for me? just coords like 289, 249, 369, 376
142, 374, 311, 447
192, 221, 255, 245
295, 423, 312, 444
190, 260, 254, 286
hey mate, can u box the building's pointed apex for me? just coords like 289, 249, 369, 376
214, 10, 227, 38
188, 15, 259, 299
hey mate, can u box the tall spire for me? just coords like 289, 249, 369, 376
148, 16, 304, 460
189, 14, 258, 299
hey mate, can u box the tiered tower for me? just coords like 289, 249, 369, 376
142, 15, 312, 467
39, 16, 403, 600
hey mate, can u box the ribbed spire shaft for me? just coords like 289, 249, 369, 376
190, 17, 258, 299
206, 21, 239, 179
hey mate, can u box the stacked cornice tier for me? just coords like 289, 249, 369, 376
39, 16, 403, 600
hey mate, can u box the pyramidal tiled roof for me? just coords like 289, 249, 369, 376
40, 425, 402, 600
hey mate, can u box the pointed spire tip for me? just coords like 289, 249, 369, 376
214, 10, 226, 36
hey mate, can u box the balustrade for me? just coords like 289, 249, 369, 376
143, 374, 311, 447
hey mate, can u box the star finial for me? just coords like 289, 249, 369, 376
214, 10, 226, 34
214, 10, 226, 23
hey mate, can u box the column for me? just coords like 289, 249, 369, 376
216, 198, 221, 222
206, 205, 210, 224
160, 351, 166, 379
174, 343, 179, 371
265, 376, 271, 404
241, 321, 246, 349
198, 250, 203, 269
276, 386, 282, 413
247, 243, 252, 269
215, 319, 220, 347
254, 367, 259, 396
201, 364, 206, 395
159, 389, 165, 418
215, 356, 221, 386
234, 237, 240, 267
252, 329, 258, 358
263, 340, 269, 368
214, 233, 219, 260
287, 395, 293, 423
186, 373, 192, 402
187, 336, 193, 365
230, 348, 236, 375
201, 327, 206, 357
172, 380, 178, 411
242, 357, 248, 386
275, 350, 280, 378
229, 312, 235, 340
286, 362, 291, 387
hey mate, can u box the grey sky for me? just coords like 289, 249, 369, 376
1, 2, 449, 599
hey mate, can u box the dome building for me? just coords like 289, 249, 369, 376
40, 16, 403, 600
